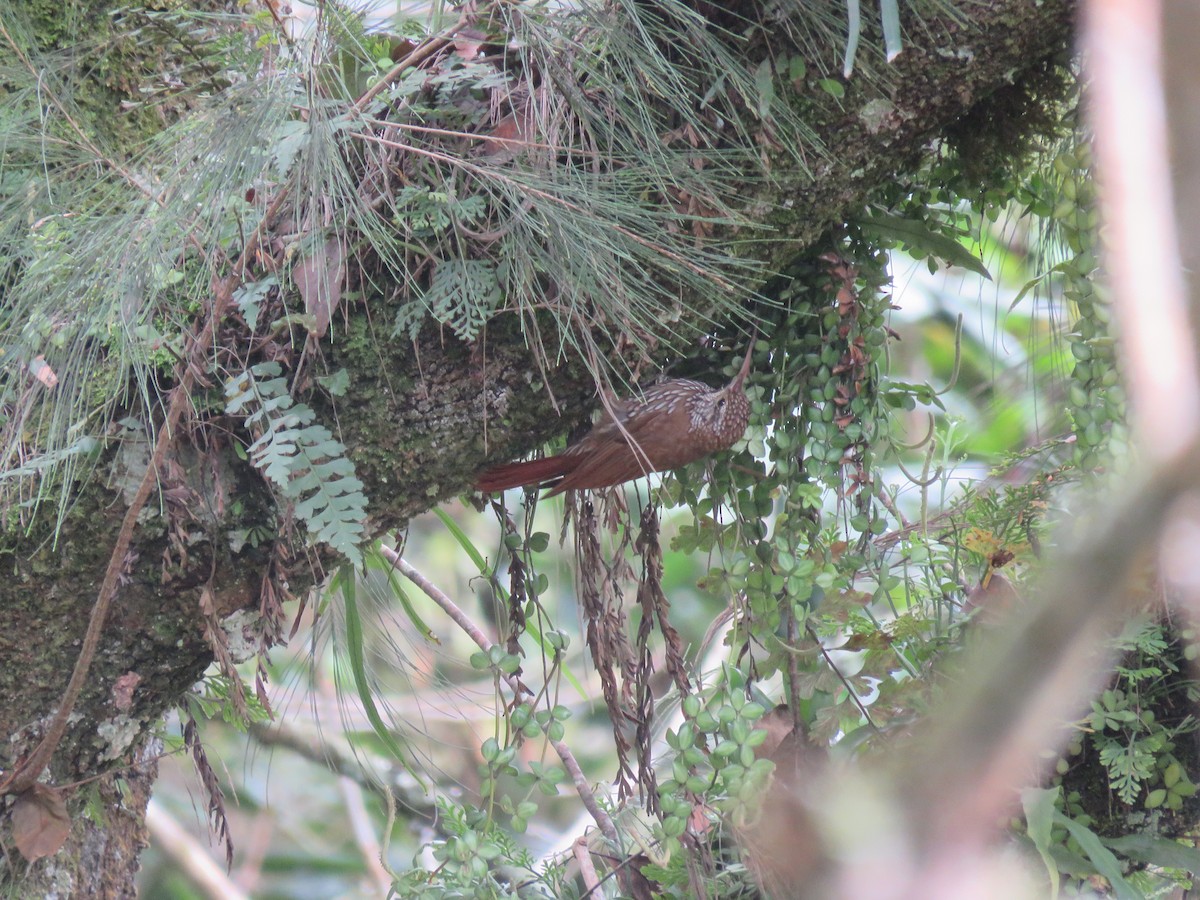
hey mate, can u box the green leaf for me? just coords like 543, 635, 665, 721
232, 276, 278, 332
338, 568, 423, 784
363, 545, 437, 641
424, 259, 501, 342
857, 210, 992, 280
271, 119, 310, 176
1053, 811, 1138, 900
317, 368, 350, 397
392, 298, 429, 341
226, 366, 366, 567
1008, 267, 1058, 311
480, 737, 500, 762
788, 54, 807, 84
818, 78, 845, 100
1104, 833, 1200, 875
1021, 787, 1060, 897
435, 507, 490, 576
754, 58, 775, 119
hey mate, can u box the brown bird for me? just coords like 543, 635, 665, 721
476, 342, 755, 496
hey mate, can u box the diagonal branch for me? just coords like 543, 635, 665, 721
378, 544, 623, 852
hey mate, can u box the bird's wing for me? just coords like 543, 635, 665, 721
583, 404, 670, 458
585, 381, 704, 446
548, 439, 648, 493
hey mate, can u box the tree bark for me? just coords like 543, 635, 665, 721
0, 0, 1076, 894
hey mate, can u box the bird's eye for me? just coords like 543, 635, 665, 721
717, 398, 726, 409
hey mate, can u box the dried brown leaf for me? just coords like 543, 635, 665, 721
452, 26, 488, 59
199, 583, 215, 617
184, 715, 235, 869
294, 236, 346, 337
752, 704, 797, 761
964, 572, 1021, 622
29, 355, 58, 389
12, 785, 71, 862
389, 38, 419, 62
627, 854, 659, 900
575, 499, 637, 798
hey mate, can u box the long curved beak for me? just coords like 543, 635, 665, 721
730, 331, 757, 389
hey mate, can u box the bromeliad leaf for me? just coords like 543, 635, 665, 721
842, 0, 862, 77
1052, 812, 1141, 900
1103, 833, 1200, 876
881, 0, 903, 62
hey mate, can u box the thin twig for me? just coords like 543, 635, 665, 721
378, 544, 623, 852
364, 116, 592, 157
875, 486, 910, 529
806, 625, 879, 732
931, 314, 963, 397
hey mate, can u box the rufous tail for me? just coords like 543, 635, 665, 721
475, 453, 579, 493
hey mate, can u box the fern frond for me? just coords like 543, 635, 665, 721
225, 363, 367, 568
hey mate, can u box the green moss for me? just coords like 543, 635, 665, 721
11, 0, 237, 153
942, 55, 1076, 193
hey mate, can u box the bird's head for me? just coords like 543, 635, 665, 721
698, 338, 755, 447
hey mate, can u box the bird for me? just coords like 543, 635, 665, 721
476, 341, 755, 496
